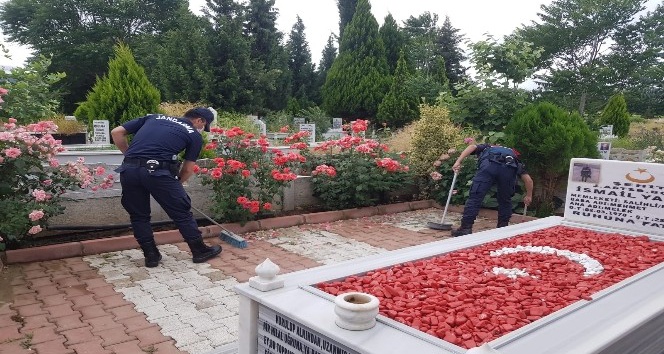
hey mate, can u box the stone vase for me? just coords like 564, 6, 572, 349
334, 292, 380, 331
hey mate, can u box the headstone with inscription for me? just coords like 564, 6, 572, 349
248, 115, 267, 136
92, 120, 110, 144
599, 125, 615, 139
332, 118, 343, 130
565, 158, 664, 234
299, 123, 316, 145
597, 141, 611, 160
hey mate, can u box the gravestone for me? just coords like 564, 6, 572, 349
332, 118, 343, 130
299, 123, 316, 145
599, 125, 615, 139
248, 115, 267, 136
597, 141, 611, 160
92, 120, 110, 144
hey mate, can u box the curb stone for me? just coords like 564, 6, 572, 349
6, 200, 502, 264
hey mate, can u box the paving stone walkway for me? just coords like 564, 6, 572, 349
0, 207, 503, 354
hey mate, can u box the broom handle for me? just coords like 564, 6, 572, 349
439, 171, 458, 224
192, 205, 225, 229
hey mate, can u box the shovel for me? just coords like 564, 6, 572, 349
427, 171, 458, 231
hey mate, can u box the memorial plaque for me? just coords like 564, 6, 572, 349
597, 141, 611, 160
332, 118, 343, 130
599, 125, 614, 138
92, 120, 110, 144
299, 123, 316, 145
565, 158, 664, 235
258, 305, 359, 354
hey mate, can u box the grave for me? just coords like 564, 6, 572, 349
235, 158, 664, 354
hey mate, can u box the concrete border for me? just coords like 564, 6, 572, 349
5, 201, 539, 264
5, 200, 458, 264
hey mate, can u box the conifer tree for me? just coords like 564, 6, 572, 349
74, 44, 160, 129
377, 50, 419, 127
322, 0, 389, 118
337, 0, 359, 40
504, 102, 598, 213
600, 93, 631, 138
313, 34, 338, 105
287, 16, 315, 107
379, 14, 406, 73
436, 16, 467, 89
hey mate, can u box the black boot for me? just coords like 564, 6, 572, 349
186, 238, 222, 263
451, 226, 473, 237
497, 221, 509, 228
139, 240, 162, 268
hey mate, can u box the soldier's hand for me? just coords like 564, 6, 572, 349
452, 162, 461, 172
523, 195, 532, 206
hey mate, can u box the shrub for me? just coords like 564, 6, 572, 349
74, 43, 160, 130
600, 93, 630, 138
409, 104, 468, 175
382, 124, 415, 154
310, 120, 413, 210
0, 118, 114, 250
196, 127, 307, 224
504, 102, 598, 215
49, 116, 86, 136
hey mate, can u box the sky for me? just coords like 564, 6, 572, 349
0, 0, 660, 67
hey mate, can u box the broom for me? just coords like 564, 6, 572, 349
192, 205, 248, 249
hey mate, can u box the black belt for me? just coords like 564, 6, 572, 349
122, 158, 173, 169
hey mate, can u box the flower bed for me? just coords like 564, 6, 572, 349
317, 226, 664, 349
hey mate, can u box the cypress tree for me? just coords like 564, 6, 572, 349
600, 93, 631, 137
322, 0, 390, 118
337, 0, 359, 40
313, 34, 338, 105
74, 43, 160, 129
377, 50, 419, 127
436, 16, 467, 90
287, 16, 316, 107
379, 14, 406, 73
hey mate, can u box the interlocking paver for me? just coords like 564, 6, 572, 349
0, 207, 509, 354
66, 339, 112, 354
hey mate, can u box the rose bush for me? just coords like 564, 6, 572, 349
310, 119, 414, 210
0, 118, 115, 250
196, 127, 308, 224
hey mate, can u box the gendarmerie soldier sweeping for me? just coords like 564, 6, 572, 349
111, 108, 222, 267
447, 143, 534, 237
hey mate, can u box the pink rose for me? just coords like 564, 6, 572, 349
28, 225, 43, 235
29, 210, 45, 221
4, 147, 22, 159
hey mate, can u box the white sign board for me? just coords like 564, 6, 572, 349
258, 306, 358, 354
64, 115, 77, 121
599, 125, 614, 138
597, 141, 611, 160
92, 120, 110, 144
299, 123, 316, 145
565, 158, 664, 236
